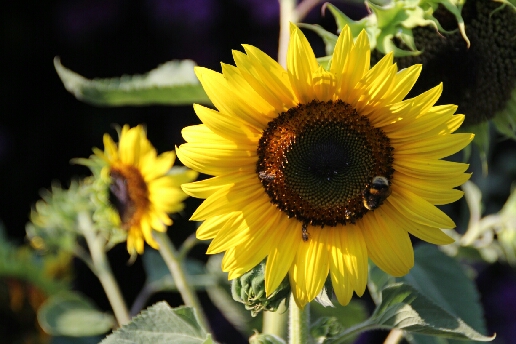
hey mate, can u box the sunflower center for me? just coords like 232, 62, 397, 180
109, 164, 150, 230
257, 100, 394, 227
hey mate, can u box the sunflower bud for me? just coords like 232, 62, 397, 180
310, 317, 343, 343
231, 260, 290, 317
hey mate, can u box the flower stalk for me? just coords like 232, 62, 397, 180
278, 0, 297, 67
288, 293, 310, 344
78, 212, 130, 327
153, 230, 211, 332
262, 302, 288, 338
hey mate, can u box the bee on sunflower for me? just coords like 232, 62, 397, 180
176, 24, 473, 308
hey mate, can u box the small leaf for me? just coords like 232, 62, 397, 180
38, 292, 115, 337
100, 302, 214, 344
371, 283, 493, 341
54, 57, 211, 106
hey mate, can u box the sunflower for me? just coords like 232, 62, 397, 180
176, 24, 473, 308
94, 125, 197, 255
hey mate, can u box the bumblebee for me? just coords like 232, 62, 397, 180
362, 176, 391, 211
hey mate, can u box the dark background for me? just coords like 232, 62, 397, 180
1, 0, 516, 343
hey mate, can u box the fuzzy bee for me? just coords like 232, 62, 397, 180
258, 170, 276, 181
362, 176, 391, 211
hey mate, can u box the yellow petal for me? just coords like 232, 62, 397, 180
265, 215, 301, 296
242, 44, 297, 107
387, 189, 456, 229
287, 24, 319, 103
361, 211, 414, 276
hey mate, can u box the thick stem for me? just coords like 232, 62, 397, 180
78, 212, 130, 327
262, 300, 288, 339
384, 329, 404, 344
153, 230, 211, 333
289, 293, 310, 344
278, 0, 298, 67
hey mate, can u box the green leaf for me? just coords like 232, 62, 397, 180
50, 336, 103, 344
38, 292, 115, 337
330, 284, 493, 343
400, 245, 488, 344
100, 302, 214, 344
371, 284, 493, 341
54, 57, 211, 106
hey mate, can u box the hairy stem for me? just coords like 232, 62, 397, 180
78, 212, 130, 327
289, 293, 310, 344
153, 230, 211, 333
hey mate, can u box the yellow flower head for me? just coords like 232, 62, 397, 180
94, 125, 197, 255
176, 24, 474, 308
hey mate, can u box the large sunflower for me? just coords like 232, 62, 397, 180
95, 125, 197, 255
177, 24, 473, 308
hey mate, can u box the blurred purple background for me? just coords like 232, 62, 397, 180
1, 1, 515, 343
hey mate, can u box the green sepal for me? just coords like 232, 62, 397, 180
318, 0, 470, 57
231, 260, 290, 317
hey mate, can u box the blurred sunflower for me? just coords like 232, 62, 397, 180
177, 24, 473, 307
324, 0, 516, 165
93, 125, 197, 256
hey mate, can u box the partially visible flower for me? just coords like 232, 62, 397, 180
177, 24, 473, 307
325, 0, 516, 163
92, 125, 197, 255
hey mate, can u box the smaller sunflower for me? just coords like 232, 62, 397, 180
93, 125, 197, 255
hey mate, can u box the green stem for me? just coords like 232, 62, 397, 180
177, 233, 200, 261
78, 212, 130, 327
262, 300, 288, 339
289, 293, 310, 344
153, 230, 211, 333
384, 329, 404, 344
